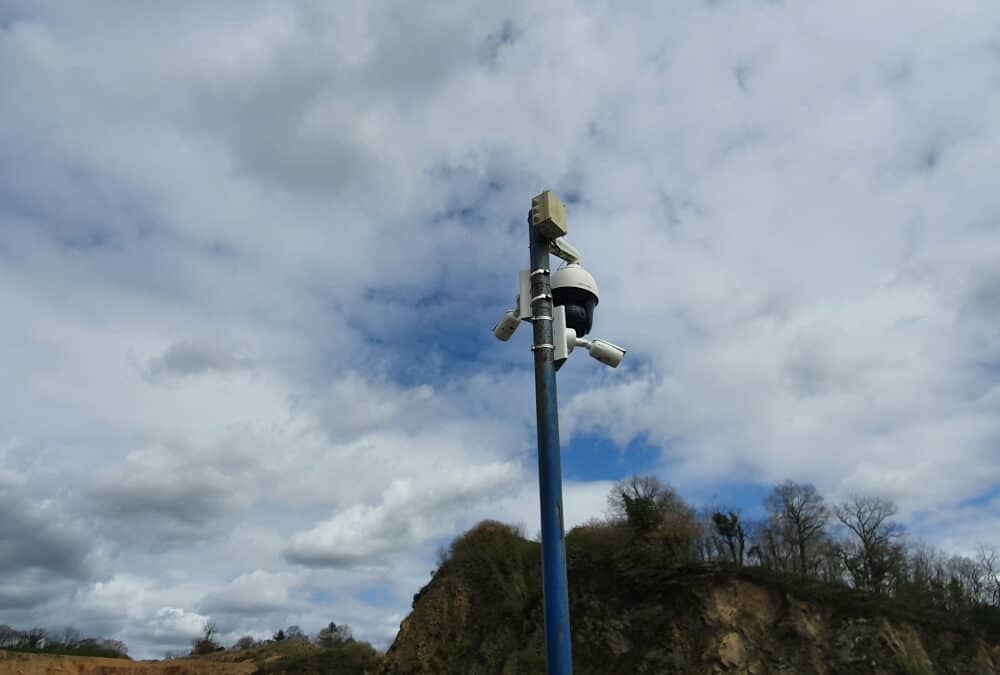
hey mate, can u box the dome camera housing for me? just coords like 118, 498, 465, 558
551, 263, 599, 337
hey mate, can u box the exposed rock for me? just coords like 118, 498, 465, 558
378, 522, 1000, 675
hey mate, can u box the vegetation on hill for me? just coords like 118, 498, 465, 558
379, 476, 1000, 674
0, 625, 128, 659
188, 622, 380, 675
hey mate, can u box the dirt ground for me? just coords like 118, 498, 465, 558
0, 651, 257, 675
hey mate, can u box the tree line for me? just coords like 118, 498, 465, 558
601, 476, 1000, 616
191, 619, 358, 655
0, 624, 128, 658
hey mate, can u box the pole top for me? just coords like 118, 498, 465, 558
530, 191, 568, 241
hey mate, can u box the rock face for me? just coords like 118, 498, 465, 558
379, 522, 1000, 675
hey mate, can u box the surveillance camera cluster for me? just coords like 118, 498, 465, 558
493, 256, 626, 369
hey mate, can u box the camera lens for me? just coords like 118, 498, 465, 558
552, 286, 597, 337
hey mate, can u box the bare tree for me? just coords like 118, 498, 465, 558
947, 555, 984, 607
283, 625, 308, 642
748, 519, 793, 572
711, 511, 747, 566
99, 639, 129, 657
316, 621, 353, 648
608, 476, 666, 533
764, 481, 830, 578
607, 476, 693, 534
0, 625, 18, 649
978, 545, 1000, 606
814, 538, 846, 585
23, 627, 46, 650
233, 635, 258, 651
191, 621, 222, 655
606, 476, 700, 560
834, 495, 903, 594
57, 628, 81, 650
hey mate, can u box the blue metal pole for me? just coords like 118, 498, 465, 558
528, 219, 573, 675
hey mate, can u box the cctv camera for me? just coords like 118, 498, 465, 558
551, 263, 599, 337
586, 339, 626, 368
493, 309, 520, 342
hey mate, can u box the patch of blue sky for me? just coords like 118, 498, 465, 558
358, 585, 397, 608
684, 481, 772, 518
561, 428, 773, 515
304, 588, 336, 606
956, 486, 1000, 511
562, 432, 660, 483
349, 290, 502, 386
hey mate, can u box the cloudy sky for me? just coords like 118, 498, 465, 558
2, 0, 999, 659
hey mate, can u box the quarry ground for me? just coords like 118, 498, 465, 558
0, 651, 256, 675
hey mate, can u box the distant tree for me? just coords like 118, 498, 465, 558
835, 495, 903, 594
23, 627, 46, 650
748, 519, 791, 572
814, 537, 847, 585
52, 627, 80, 650
711, 510, 747, 566
273, 629, 286, 642
100, 639, 129, 657
316, 621, 353, 648
191, 621, 223, 655
948, 555, 985, 607
233, 635, 258, 651
976, 545, 1000, 607
284, 625, 308, 642
764, 481, 830, 578
0, 625, 18, 649
608, 475, 660, 533
608, 476, 693, 532
607, 476, 700, 561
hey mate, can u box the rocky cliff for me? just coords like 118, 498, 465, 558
379, 521, 1000, 674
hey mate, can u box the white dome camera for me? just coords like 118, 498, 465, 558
551, 263, 599, 337
494, 233, 626, 370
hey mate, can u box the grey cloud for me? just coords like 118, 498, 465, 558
0, 573, 81, 611
90, 479, 233, 527
146, 341, 255, 380
0, 481, 106, 610
87, 442, 261, 536
0, 489, 96, 581
960, 269, 1000, 323
479, 19, 523, 66
198, 571, 298, 615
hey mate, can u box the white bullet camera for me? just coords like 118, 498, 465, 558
583, 338, 627, 368
492, 309, 520, 342
552, 305, 626, 369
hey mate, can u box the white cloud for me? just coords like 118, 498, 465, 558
285, 462, 522, 566
199, 571, 300, 615
144, 607, 211, 648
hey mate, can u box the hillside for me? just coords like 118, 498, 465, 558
0, 650, 255, 675
379, 521, 1000, 674
0, 639, 378, 675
